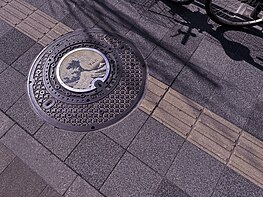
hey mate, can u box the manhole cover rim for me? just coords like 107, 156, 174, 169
27, 29, 147, 132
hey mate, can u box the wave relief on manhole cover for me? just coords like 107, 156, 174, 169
27, 29, 147, 132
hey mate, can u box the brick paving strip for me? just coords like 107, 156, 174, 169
1, 0, 263, 191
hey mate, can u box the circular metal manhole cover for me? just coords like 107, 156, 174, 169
27, 29, 147, 132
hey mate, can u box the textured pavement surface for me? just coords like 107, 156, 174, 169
0, 0, 263, 196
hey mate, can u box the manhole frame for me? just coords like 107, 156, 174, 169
27, 29, 148, 132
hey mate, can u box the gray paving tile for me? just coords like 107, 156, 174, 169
128, 118, 184, 175
133, 15, 170, 42
0, 28, 35, 65
0, 157, 46, 197
95, 0, 140, 35
0, 110, 14, 138
188, 39, 233, 78
160, 24, 204, 63
165, 1, 209, 31
65, 176, 103, 197
35, 123, 85, 160
172, 64, 221, 106
166, 141, 224, 197
11, 43, 43, 76
61, 0, 100, 30
146, 46, 185, 85
101, 109, 148, 148
212, 167, 263, 197
0, 19, 12, 38
39, 185, 62, 197
126, 28, 157, 59
222, 60, 263, 97
243, 91, 263, 140
7, 94, 44, 135
66, 132, 125, 189
154, 178, 190, 197
0, 124, 76, 195
39, 0, 69, 21
204, 26, 247, 54
236, 28, 263, 69
0, 142, 15, 174
61, 12, 97, 30
96, 16, 132, 35
0, 59, 8, 74
244, 118, 263, 141
24, 0, 48, 9
207, 79, 257, 129
100, 152, 162, 197
137, 0, 174, 29
114, 0, 141, 22
0, 67, 25, 111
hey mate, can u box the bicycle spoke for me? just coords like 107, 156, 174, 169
205, 0, 263, 26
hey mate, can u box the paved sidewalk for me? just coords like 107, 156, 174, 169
0, 142, 62, 197
0, 0, 263, 196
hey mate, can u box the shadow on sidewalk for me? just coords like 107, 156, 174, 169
49, 0, 263, 84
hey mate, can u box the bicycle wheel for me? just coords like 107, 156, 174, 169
169, 0, 195, 5
205, 0, 263, 26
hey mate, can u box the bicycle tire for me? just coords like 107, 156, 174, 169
205, 0, 263, 27
169, 0, 195, 5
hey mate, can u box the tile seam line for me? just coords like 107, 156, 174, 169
0, 0, 250, 162
1, 1, 35, 26
227, 130, 244, 164
19, 19, 46, 35
200, 111, 241, 134
209, 165, 227, 197
1, 7, 25, 23
1, 5, 22, 20
242, 134, 263, 149
1, 122, 89, 196
31, 132, 107, 197
156, 104, 197, 127
191, 126, 234, 152
152, 114, 190, 136
61, 175, 77, 196
1, 90, 46, 137
36, 184, 48, 197
98, 110, 157, 189
8, 1, 30, 15
194, 123, 236, 145
188, 137, 228, 162
161, 97, 200, 118
0, 153, 16, 177
0, 1, 54, 42
148, 80, 168, 91
229, 160, 263, 185
0, 122, 79, 195
98, 129, 163, 178
162, 104, 205, 178
5, 1, 30, 16
235, 143, 263, 162
230, 151, 263, 174
4, 91, 26, 113
229, 164, 263, 188
4, 0, 263, 190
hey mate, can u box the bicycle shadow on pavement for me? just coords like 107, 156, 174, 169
56, 0, 262, 90
61, 0, 222, 87
161, 0, 263, 71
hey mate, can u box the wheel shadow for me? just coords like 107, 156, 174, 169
160, 0, 263, 71
57, 0, 263, 84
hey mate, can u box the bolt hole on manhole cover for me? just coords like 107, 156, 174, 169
27, 29, 147, 132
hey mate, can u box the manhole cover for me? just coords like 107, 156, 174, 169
27, 29, 147, 132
